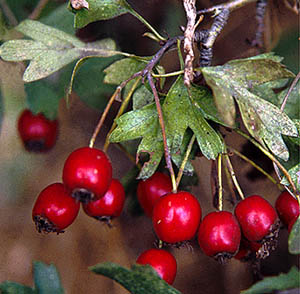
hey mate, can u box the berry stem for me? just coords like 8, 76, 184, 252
176, 134, 196, 189
280, 71, 300, 112
217, 153, 223, 211
235, 129, 298, 195
89, 72, 141, 148
224, 153, 245, 200
147, 72, 177, 193
223, 157, 238, 203
28, 0, 49, 20
227, 146, 283, 191
0, 0, 18, 26
103, 77, 141, 152
152, 70, 185, 79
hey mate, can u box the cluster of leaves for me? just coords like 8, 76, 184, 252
0, 0, 299, 293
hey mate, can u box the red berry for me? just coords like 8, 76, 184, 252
152, 191, 202, 244
288, 216, 299, 233
18, 109, 58, 152
234, 195, 279, 242
82, 179, 125, 222
62, 147, 112, 202
32, 183, 80, 233
136, 249, 177, 284
275, 191, 300, 227
137, 172, 172, 217
197, 211, 241, 263
234, 238, 261, 261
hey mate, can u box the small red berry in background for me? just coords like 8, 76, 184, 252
234, 195, 278, 242
197, 211, 241, 263
32, 183, 80, 233
18, 109, 58, 152
62, 147, 112, 202
275, 191, 300, 227
288, 216, 299, 233
152, 191, 202, 244
82, 179, 125, 223
137, 172, 172, 217
136, 248, 177, 285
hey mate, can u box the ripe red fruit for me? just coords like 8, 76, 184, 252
62, 147, 112, 202
136, 249, 177, 284
82, 179, 125, 222
197, 211, 241, 263
18, 109, 58, 152
275, 191, 300, 227
288, 216, 299, 233
152, 191, 202, 244
137, 172, 172, 217
32, 183, 80, 233
234, 195, 279, 242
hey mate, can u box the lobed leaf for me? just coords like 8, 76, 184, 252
90, 262, 182, 294
0, 20, 119, 82
0, 282, 35, 294
241, 267, 300, 294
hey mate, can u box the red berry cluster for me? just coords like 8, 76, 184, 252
136, 172, 291, 279
32, 147, 125, 233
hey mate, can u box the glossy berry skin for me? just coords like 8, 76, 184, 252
18, 109, 58, 152
136, 249, 177, 285
137, 172, 172, 217
198, 211, 241, 259
62, 147, 112, 202
235, 195, 278, 242
32, 183, 80, 233
288, 216, 299, 233
82, 179, 125, 219
275, 191, 300, 227
152, 191, 202, 244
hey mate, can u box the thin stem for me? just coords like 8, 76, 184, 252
228, 146, 283, 190
147, 72, 177, 193
89, 72, 141, 148
177, 39, 184, 70
224, 154, 245, 200
235, 129, 297, 194
129, 10, 166, 42
152, 70, 184, 78
197, 0, 256, 14
28, 0, 49, 20
176, 135, 196, 188
280, 71, 300, 112
0, 0, 18, 26
218, 154, 223, 211
103, 77, 141, 152
223, 157, 238, 203
116, 143, 141, 170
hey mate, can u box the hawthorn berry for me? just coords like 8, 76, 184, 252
234, 195, 279, 257
32, 183, 80, 233
197, 211, 241, 263
137, 172, 172, 217
275, 191, 300, 227
288, 216, 299, 233
152, 191, 202, 244
136, 248, 177, 285
234, 195, 279, 242
82, 179, 125, 224
62, 147, 112, 202
18, 109, 58, 152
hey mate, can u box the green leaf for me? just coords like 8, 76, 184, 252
201, 54, 297, 161
241, 266, 300, 294
33, 261, 64, 294
0, 20, 119, 82
25, 80, 62, 120
280, 163, 300, 194
69, 0, 133, 28
0, 281, 35, 294
289, 216, 300, 254
164, 76, 224, 160
90, 262, 182, 294
132, 85, 154, 110
104, 57, 147, 85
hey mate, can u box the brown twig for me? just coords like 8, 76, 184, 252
280, 71, 300, 112
0, 0, 18, 26
28, 0, 50, 20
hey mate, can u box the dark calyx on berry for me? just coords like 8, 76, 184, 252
33, 215, 63, 234
255, 218, 281, 259
93, 215, 113, 227
72, 188, 95, 203
24, 139, 47, 152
